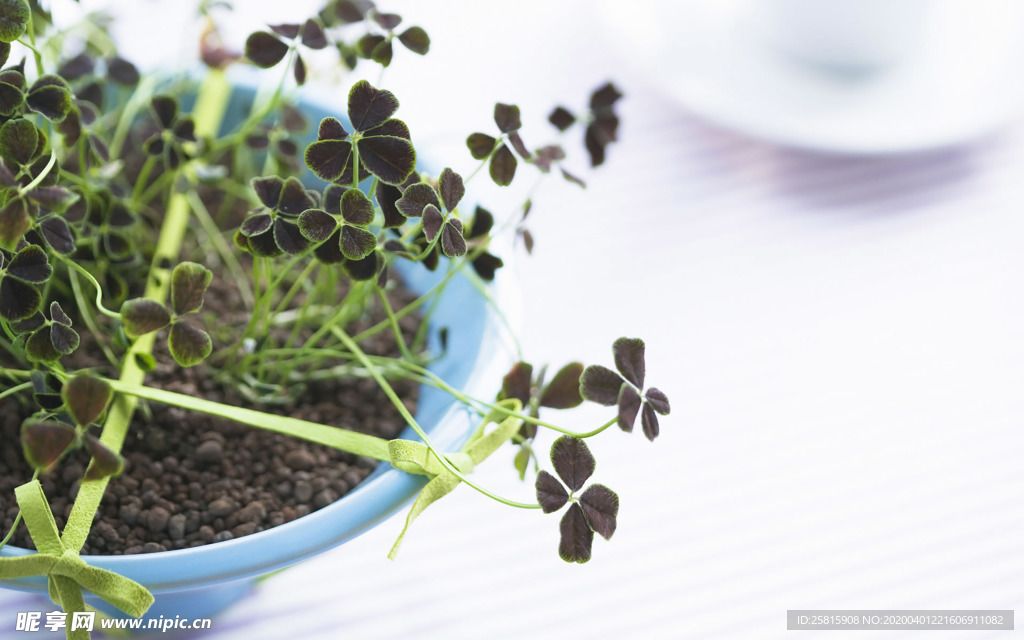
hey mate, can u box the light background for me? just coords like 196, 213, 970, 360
2, 1, 1024, 638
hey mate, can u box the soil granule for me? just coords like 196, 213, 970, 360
0, 273, 420, 555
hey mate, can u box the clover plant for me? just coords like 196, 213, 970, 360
0, 0, 672, 633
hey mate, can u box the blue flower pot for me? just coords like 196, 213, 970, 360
0, 77, 517, 620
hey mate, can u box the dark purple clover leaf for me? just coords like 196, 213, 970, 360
241, 212, 273, 237
549, 106, 575, 131
372, 11, 401, 30
579, 365, 625, 406
579, 484, 618, 540
550, 435, 595, 492
5, 244, 51, 283
466, 132, 496, 160
0, 79, 21, 117
269, 23, 300, 39
245, 31, 290, 68
613, 337, 646, 388
83, 434, 124, 480
150, 95, 178, 129
500, 361, 533, 407
26, 75, 72, 122
438, 168, 464, 212
21, 421, 76, 472
439, 219, 466, 258
356, 33, 386, 59
313, 228, 346, 264
0, 117, 39, 167
357, 132, 415, 185
348, 80, 399, 131
0, 0, 29, 43
559, 504, 594, 564
107, 56, 140, 85
468, 206, 494, 239
62, 372, 112, 427
339, 224, 377, 260
616, 384, 641, 433
422, 204, 444, 243
536, 470, 568, 513
277, 177, 316, 216
0, 244, 48, 320
641, 404, 660, 441
344, 249, 382, 281
494, 103, 522, 134
340, 187, 374, 225
273, 218, 309, 255
168, 320, 212, 367
120, 298, 170, 338
471, 253, 503, 281
376, 182, 405, 228
0, 197, 30, 246
305, 138, 353, 182
645, 388, 671, 415
489, 143, 516, 187
539, 362, 584, 409
396, 183, 439, 218
301, 18, 328, 49
170, 262, 212, 316
398, 26, 429, 55
298, 208, 338, 243
371, 39, 393, 67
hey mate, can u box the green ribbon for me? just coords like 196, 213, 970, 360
0, 480, 154, 639
387, 400, 524, 559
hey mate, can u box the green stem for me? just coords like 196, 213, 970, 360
333, 328, 540, 510
105, 380, 391, 461
61, 69, 232, 554
18, 150, 57, 195
376, 287, 414, 362
67, 271, 119, 368
0, 381, 32, 401
55, 255, 121, 319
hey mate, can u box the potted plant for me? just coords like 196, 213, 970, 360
0, 0, 671, 634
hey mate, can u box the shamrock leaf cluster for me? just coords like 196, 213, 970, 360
119, 262, 214, 367
535, 436, 618, 563
20, 373, 123, 481
580, 337, 671, 441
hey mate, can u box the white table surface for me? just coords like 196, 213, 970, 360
2, 1, 1023, 638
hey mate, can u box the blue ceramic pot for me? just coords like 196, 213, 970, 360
0, 78, 517, 620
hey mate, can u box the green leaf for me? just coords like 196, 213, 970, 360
120, 298, 171, 338
549, 435, 595, 492
170, 261, 212, 316
613, 337, 646, 388
536, 469, 568, 513
245, 31, 289, 68
397, 26, 429, 55
0, 0, 29, 43
62, 373, 113, 427
539, 362, 584, 409
579, 484, 618, 540
558, 503, 593, 563
488, 143, 516, 186
0, 117, 39, 166
168, 321, 213, 367
579, 365, 625, 406
20, 421, 75, 471
514, 445, 530, 481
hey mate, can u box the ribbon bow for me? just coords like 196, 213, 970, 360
0, 480, 154, 639
387, 400, 524, 559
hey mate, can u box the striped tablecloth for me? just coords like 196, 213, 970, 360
3, 1, 1023, 638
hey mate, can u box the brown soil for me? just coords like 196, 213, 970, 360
0, 270, 419, 555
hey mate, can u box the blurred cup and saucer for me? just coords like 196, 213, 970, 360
598, 0, 1024, 154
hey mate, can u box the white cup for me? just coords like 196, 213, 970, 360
757, 0, 934, 73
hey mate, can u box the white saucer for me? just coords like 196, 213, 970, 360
600, 0, 1024, 154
